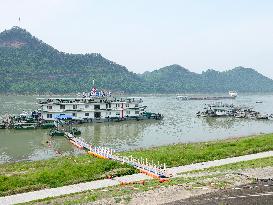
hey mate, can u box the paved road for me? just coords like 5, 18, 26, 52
168, 151, 273, 176
0, 174, 152, 205
166, 181, 273, 205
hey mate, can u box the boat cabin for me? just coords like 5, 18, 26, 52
37, 96, 146, 122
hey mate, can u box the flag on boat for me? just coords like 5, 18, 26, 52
91, 87, 97, 96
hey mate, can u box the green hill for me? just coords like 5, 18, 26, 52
141, 64, 201, 92
200, 67, 273, 92
141, 65, 273, 93
0, 27, 146, 94
1, 26, 273, 94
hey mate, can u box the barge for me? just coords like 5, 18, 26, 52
197, 102, 271, 120
176, 91, 238, 101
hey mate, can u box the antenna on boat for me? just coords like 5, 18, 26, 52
93, 79, 95, 87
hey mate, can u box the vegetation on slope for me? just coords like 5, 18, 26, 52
1, 27, 273, 94
141, 65, 273, 93
0, 27, 147, 94
22, 156, 273, 205
0, 155, 135, 196
124, 133, 273, 167
1, 133, 273, 196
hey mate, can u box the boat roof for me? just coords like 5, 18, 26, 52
54, 114, 74, 119
36, 97, 109, 100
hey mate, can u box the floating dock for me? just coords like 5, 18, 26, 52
64, 132, 169, 179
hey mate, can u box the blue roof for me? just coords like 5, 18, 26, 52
53, 114, 74, 120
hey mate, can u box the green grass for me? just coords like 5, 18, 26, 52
124, 133, 273, 167
1, 133, 273, 197
0, 155, 136, 196
197, 156, 273, 173
22, 156, 273, 205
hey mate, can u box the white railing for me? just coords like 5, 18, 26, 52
65, 133, 168, 178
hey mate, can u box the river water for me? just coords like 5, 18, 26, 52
0, 94, 273, 163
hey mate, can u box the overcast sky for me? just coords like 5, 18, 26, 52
1, 0, 273, 78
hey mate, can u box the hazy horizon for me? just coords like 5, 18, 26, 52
1, 0, 273, 78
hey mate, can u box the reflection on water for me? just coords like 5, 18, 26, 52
0, 94, 273, 163
0, 120, 160, 163
201, 117, 237, 129
79, 120, 160, 150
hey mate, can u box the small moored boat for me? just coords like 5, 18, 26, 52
70, 128, 81, 135
14, 123, 36, 130
41, 122, 55, 129
49, 129, 65, 136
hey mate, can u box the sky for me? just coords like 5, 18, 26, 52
1, 0, 273, 78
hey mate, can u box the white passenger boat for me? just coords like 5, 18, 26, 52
228, 91, 238, 97
37, 86, 163, 122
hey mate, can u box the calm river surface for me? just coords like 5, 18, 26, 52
1, 94, 273, 163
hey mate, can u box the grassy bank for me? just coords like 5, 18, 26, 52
0, 156, 135, 196
124, 133, 273, 167
1, 133, 273, 196
23, 156, 273, 205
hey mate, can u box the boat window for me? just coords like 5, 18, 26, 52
85, 113, 89, 116
72, 113, 76, 117
135, 104, 139, 107
94, 112, 101, 118
116, 112, 120, 115
135, 110, 139, 114
94, 104, 100, 109
60, 105, 65, 109
47, 106, 52, 109
126, 104, 129, 107
85, 105, 89, 108
73, 105, 77, 110
47, 114, 52, 118
126, 111, 130, 114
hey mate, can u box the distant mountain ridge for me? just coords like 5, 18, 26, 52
0, 26, 273, 94
141, 64, 273, 93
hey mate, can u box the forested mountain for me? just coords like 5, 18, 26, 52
0, 27, 147, 94
1, 26, 273, 94
142, 65, 273, 93
141, 64, 201, 92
